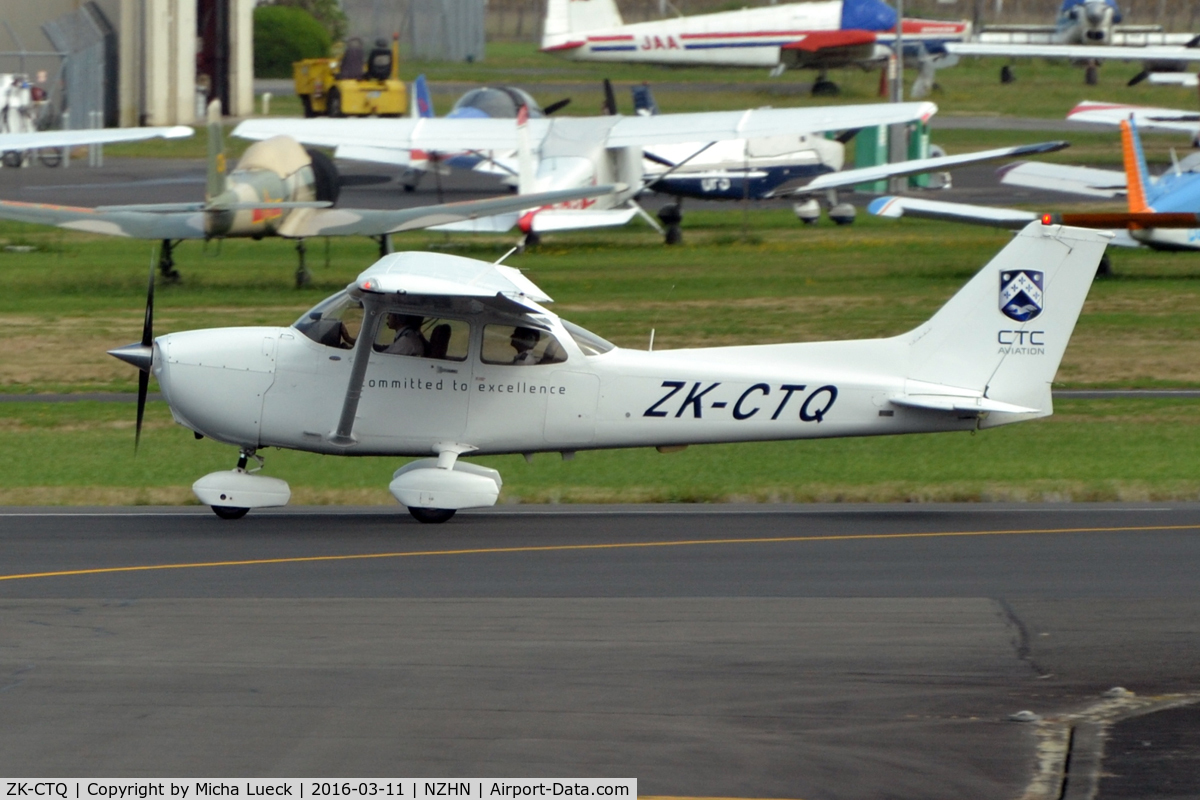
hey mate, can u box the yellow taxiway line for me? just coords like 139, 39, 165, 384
2, 523, 1199, 583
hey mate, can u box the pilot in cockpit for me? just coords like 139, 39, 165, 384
510, 326, 541, 365
382, 313, 429, 356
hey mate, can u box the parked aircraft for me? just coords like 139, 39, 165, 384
539, 0, 970, 96
109, 221, 1109, 522
233, 99, 942, 241
867, 117, 1200, 262
1067, 98, 1200, 146
615, 80, 1069, 232
949, 5, 1200, 87
0, 102, 615, 286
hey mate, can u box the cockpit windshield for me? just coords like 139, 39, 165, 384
449, 87, 544, 119
294, 290, 363, 350
561, 319, 616, 356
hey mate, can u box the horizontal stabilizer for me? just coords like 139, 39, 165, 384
529, 208, 638, 232
889, 394, 1039, 415
868, 196, 1037, 228
998, 161, 1126, 198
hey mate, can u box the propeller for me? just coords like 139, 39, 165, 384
135, 255, 155, 451
107, 248, 157, 452
543, 98, 571, 116
602, 79, 618, 115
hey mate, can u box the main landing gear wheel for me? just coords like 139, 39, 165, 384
657, 202, 683, 245
811, 79, 840, 97
409, 507, 457, 524
1000, 65, 1016, 83
211, 505, 250, 520
1097, 253, 1113, 278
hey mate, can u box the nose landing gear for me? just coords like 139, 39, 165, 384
193, 448, 292, 520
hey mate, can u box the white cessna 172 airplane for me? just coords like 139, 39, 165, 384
110, 221, 1109, 523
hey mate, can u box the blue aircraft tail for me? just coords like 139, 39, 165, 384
412, 74, 434, 118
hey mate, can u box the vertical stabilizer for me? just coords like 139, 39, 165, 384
543, 0, 623, 43
206, 99, 227, 201
902, 222, 1110, 418
412, 74, 434, 118
1120, 117, 1154, 211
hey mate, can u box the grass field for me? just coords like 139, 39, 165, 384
2, 206, 1200, 505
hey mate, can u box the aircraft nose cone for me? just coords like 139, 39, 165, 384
1084, 1, 1107, 24
107, 342, 153, 373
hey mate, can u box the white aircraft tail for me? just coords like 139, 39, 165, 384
543, 0, 623, 43
900, 222, 1109, 419
516, 105, 535, 195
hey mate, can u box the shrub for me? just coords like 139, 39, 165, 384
254, 5, 332, 78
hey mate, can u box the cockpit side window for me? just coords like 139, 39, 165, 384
294, 291, 363, 350
481, 324, 568, 366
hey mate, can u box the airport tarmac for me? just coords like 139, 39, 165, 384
0, 146, 1080, 218
2, 504, 1199, 797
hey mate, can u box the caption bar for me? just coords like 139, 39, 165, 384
4, 782, 636, 800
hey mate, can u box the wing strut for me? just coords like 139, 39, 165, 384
329, 294, 386, 446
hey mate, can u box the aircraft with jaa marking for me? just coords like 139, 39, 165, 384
109, 222, 1109, 523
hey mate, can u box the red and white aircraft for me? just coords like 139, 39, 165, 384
540, 0, 969, 96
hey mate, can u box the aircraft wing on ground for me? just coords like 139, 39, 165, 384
0, 186, 617, 240
0, 125, 193, 151
867, 195, 1143, 246
601, 103, 937, 148
997, 161, 1126, 198
275, 185, 619, 237
948, 42, 1200, 62
232, 103, 938, 158
0, 200, 207, 239
1068, 100, 1200, 136
772, 140, 1067, 196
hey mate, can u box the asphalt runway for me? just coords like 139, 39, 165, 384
2, 504, 1200, 797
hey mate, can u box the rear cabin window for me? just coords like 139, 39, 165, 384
374, 314, 470, 361
481, 324, 568, 366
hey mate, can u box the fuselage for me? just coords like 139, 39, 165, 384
151, 302, 984, 459
543, 2, 968, 66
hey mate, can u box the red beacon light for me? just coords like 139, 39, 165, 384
1041, 213, 1054, 225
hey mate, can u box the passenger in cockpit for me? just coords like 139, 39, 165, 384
382, 313, 429, 356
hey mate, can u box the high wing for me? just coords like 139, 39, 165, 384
866, 195, 1143, 246
772, 140, 1067, 196
353, 250, 551, 306
232, 103, 938, 159
948, 42, 1200, 63
1068, 100, 1200, 136
276, 185, 619, 237
997, 161, 1126, 198
0, 186, 617, 240
0, 125, 193, 150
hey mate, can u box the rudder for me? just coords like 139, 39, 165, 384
901, 222, 1109, 418
543, 0, 623, 44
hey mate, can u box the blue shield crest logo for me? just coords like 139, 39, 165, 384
1000, 270, 1044, 322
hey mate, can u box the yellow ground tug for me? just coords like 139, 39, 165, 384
293, 35, 407, 117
